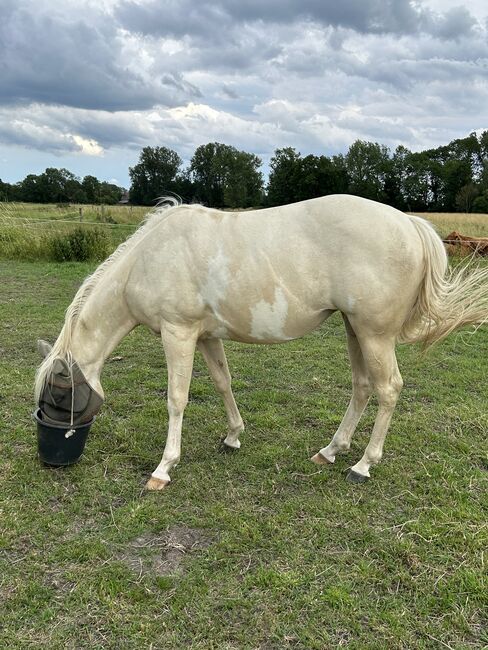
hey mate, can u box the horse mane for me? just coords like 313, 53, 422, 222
34, 197, 184, 402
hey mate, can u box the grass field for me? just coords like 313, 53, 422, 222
1, 201, 488, 236
411, 213, 488, 239
0, 202, 148, 224
0, 203, 148, 259
0, 251, 487, 648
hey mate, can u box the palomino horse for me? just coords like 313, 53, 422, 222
35, 195, 488, 489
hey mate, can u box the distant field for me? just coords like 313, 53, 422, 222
0, 203, 149, 258
2, 201, 487, 233
411, 212, 488, 238
0, 202, 148, 225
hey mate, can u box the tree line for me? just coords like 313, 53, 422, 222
0, 168, 124, 205
128, 133, 488, 213
2, 132, 488, 212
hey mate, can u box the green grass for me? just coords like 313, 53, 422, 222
0, 260, 487, 649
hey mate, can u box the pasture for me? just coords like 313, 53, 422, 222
0, 207, 487, 649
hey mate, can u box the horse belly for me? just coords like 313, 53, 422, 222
203, 304, 333, 344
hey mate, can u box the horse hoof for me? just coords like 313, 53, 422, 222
220, 439, 240, 452
346, 469, 369, 484
145, 477, 170, 491
310, 452, 333, 465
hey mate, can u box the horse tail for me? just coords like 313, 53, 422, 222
399, 215, 488, 349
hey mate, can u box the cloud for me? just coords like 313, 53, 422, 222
0, 0, 487, 185
427, 6, 477, 39
116, 0, 479, 39
0, 0, 200, 111
0, 112, 105, 155
72, 136, 104, 156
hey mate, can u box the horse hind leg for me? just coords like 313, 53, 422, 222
146, 322, 199, 491
197, 338, 244, 449
346, 331, 403, 483
311, 315, 372, 465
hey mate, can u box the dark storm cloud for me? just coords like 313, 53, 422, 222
0, 114, 84, 154
0, 0, 481, 116
115, 0, 228, 39
116, 0, 478, 39
0, 0, 200, 111
430, 6, 477, 40
224, 0, 423, 34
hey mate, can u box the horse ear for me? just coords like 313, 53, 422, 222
52, 357, 70, 376
37, 339, 52, 358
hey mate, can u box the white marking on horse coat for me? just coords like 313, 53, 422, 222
251, 287, 290, 340
200, 247, 231, 325
346, 296, 357, 312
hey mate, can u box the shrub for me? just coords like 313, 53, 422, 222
49, 227, 110, 262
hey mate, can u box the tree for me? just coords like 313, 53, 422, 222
223, 151, 263, 208
129, 146, 183, 205
190, 142, 263, 208
345, 140, 391, 202
19, 168, 85, 204
37, 168, 82, 203
400, 152, 433, 211
0, 178, 13, 201
172, 169, 196, 204
471, 160, 488, 212
266, 148, 303, 206
294, 154, 348, 202
19, 174, 44, 203
82, 175, 101, 203
99, 182, 123, 205
472, 192, 488, 213
383, 145, 411, 210
440, 159, 473, 211
445, 132, 482, 179
455, 183, 478, 213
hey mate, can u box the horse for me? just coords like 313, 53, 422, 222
35, 195, 488, 489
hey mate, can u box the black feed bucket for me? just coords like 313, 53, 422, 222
33, 408, 95, 466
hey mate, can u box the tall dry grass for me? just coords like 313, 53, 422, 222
0, 202, 148, 225
410, 212, 488, 238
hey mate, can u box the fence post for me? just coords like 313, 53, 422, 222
79, 207, 83, 222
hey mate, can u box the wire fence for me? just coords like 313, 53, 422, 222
0, 202, 144, 222
1, 218, 137, 229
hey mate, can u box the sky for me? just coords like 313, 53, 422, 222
1, 0, 487, 188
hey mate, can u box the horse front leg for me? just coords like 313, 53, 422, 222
145, 322, 199, 491
197, 338, 244, 449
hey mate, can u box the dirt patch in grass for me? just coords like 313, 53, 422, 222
118, 526, 214, 578
43, 569, 77, 597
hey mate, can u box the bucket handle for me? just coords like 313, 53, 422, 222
65, 355, 76, 439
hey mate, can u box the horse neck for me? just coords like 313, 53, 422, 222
69, 269, 137, 395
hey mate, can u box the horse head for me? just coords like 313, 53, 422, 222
36, 340, 104, 427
